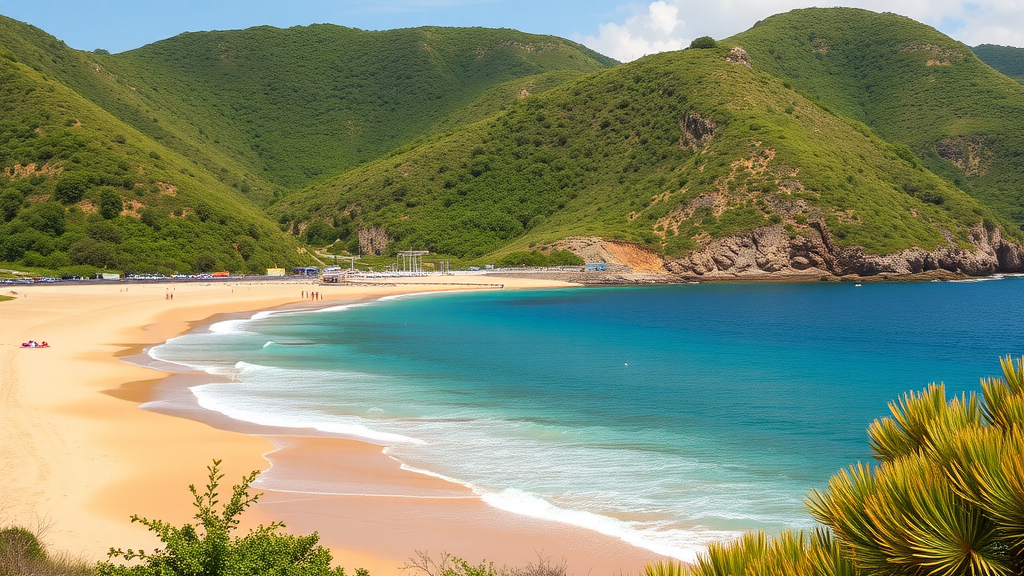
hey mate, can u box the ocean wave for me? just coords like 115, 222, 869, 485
190, 383, 424, 445
480, 488, 735, 563
390, 452, 735, 562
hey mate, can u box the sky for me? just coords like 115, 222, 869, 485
0, 0, 1020, 62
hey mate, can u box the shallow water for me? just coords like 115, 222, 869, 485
150, 277, 1024, 560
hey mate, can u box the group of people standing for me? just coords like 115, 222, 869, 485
302, 290, 323, 301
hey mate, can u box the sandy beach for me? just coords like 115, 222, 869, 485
0, 277, 663, 575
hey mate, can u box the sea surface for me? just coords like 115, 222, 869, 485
150, 277, 1024, 561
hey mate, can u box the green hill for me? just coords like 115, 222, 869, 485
0, 15, 613, 274
727, 8, 1024, 228
93, 24, 613, 195
0, 21, 306, 275
270, 41, 1018, 273
0, 17, 614, 201
2, 10, 1022, 278
972, 44, 1024, 83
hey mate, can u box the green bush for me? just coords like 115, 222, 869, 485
54, 173, 91, 205
97, 460, 365, 576
0, 526, 93, 576
689, 36, 717, 49
0, 190, 25, 222
496, 250, 583, 267
98, 189, 122, 220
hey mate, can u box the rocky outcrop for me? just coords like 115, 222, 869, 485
663, 223, 1024, 278
679, 113, 717, 151
357, 226, 390, 256
935, 136, 993, 176
725, 46, 751, 67
550, 236, 666, 273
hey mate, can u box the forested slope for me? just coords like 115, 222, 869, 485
728, 8, 1024, 227
271, 41, 1017, 274
0, 34, 305, 274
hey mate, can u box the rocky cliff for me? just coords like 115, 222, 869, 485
663, 223, 1024, 278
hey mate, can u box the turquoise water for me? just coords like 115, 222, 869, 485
150, 277, 1024, 560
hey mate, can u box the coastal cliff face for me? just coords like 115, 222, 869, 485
663, 223, 1024, 278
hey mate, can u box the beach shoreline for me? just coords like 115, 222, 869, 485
0, 277, 663, 576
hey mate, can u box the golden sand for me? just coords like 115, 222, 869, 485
0, 278, 661, 575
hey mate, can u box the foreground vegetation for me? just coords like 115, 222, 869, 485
0, 527, 93, 575
96, 460, 362, 576
657, 354, 1024, 575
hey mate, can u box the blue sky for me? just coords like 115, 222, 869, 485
0, 0, 1020, 61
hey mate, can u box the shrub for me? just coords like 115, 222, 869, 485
24, 202, 67, 236
0, 190, 25, 222
405, 551, 567, 576
195, 253, 217, 272
0, 527, 45, 563
54, 173, 90, 204
98, 189, 123, 220
87, 220, 124, 244
495, 250, 582, 267
0, 525, 93, 576
97, 460, 364, 576
303, 221, 338, 246
235, 236, 257, 261
689, 36, 717, 49
194, 202, 212, 222
69, 237, 116, 268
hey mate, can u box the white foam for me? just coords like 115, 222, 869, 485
377, 290, 467, 303
208, 318, 251, 334
479, 488, 730, 563
386, 452, 733, 563
190, 383, 424, 445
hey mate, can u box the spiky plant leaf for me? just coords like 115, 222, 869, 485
868, 384, 948, 463
645, 560, 684, 576
981, 356, 1024, 432
807, 463, 888, 570
807, 528, 860, 576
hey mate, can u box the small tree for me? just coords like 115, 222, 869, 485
54, 173, 90, 204
99, 188, 123, 219
195, 253, 217, 272
98, 460, 364, 576
0, 189, 24, 221
689, 36, 717, 49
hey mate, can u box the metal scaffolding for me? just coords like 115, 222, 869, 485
397, 250, 429, 275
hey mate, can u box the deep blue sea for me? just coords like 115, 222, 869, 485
150, 277, 1023, 561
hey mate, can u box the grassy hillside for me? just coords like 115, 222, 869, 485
0, 15, 613, 274
0, 17, 614, 202
972, 44, 1024, 83
97, 25, 615, 193
0, 38, 306, 275
728, 8, 1024, 228
271, 43, 1011, 261
3, 10, 1021, 274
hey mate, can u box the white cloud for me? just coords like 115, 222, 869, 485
582, 1, 687, 61
581, 1, 1024, 62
